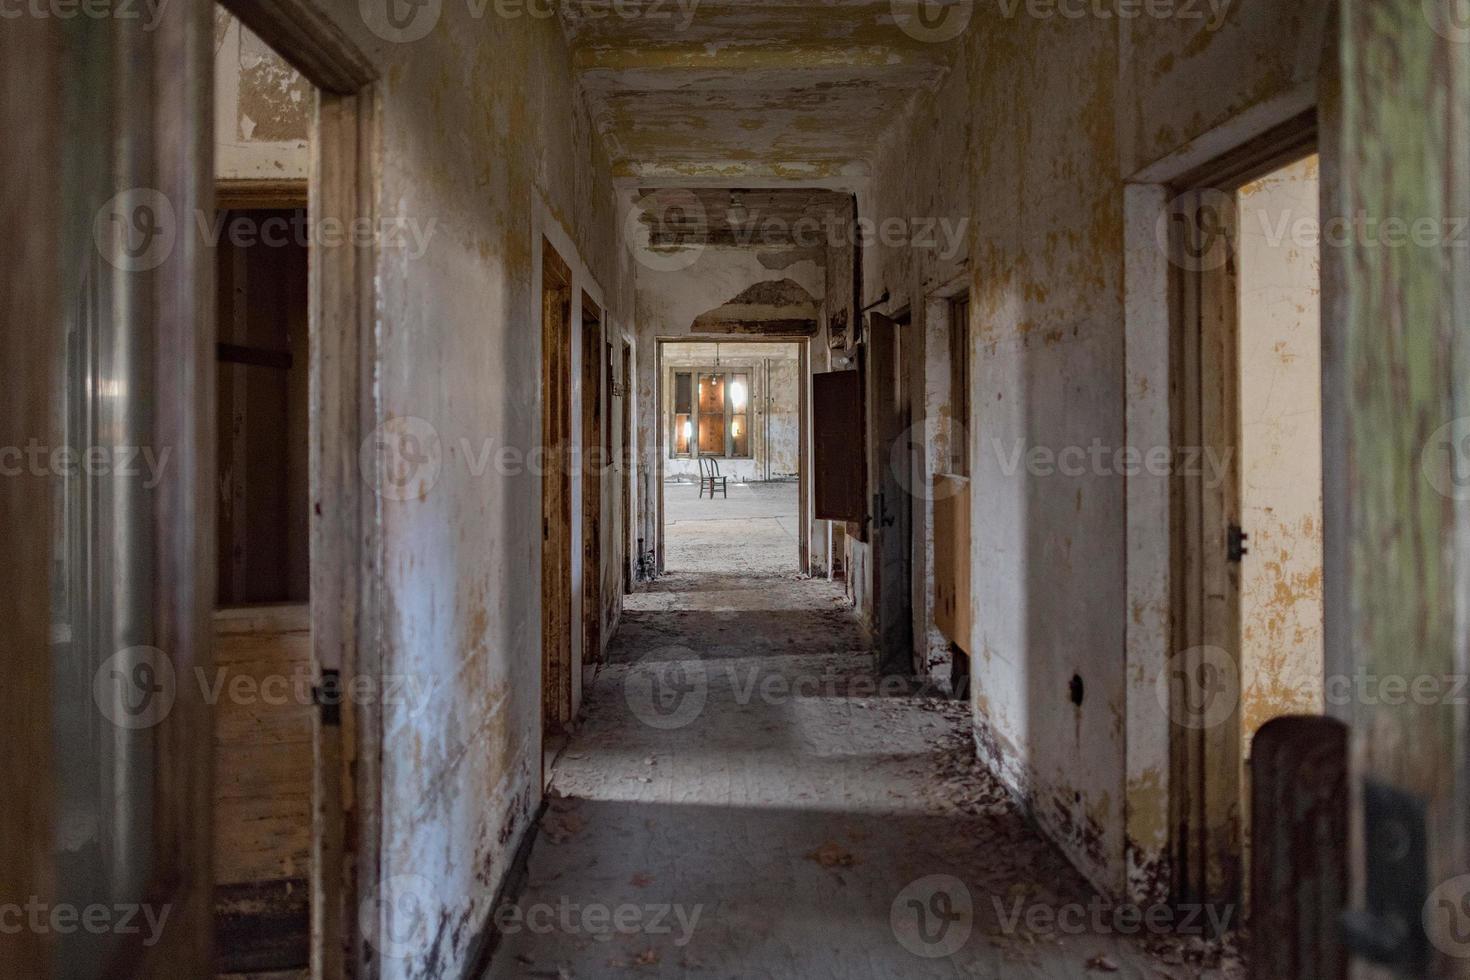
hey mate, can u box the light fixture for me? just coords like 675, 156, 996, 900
726, 194, 747, 226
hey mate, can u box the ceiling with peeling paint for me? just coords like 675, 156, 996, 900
558, 0, 966, 184
634, 187, 852, 245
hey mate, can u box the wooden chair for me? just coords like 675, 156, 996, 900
698, 457, 728, 499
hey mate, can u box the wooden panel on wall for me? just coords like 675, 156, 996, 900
213, 605, 312, 975
813, 370, 865, 522
933, 475, 971, 655
216, 208, 310, 606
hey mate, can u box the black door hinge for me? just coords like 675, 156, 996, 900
313, 668, 342, 727
1228, 523, 1249, 563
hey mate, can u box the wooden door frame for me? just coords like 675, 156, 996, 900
1, 16, 60, 977
653, 336, 812, 575
214, 4, 380, 978
1164, 114, 1319, 908
866, 311, 915, 676
621, 340, 634, 593
582, 295, 605, 670
541, 241, 574, 746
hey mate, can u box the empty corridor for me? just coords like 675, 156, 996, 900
486, 561, 1236, 978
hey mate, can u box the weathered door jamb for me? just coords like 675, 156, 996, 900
213, 5, 380, 977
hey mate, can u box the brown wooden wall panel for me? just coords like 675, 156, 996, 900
216, 208, 310, 606
933, 476, 972, 654
813, 370, 865, 523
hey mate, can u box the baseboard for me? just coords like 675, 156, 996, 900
459, 797, 548, 980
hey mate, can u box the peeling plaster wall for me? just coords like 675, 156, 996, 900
252, 4, 636, 977
213, 11, 308, 180
634, 246, 824, 571
863, 0, 1331, 900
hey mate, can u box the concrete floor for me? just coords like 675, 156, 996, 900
487, 486, 1238, 979
663, 480, 800, 577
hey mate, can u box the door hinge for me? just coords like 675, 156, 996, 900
874, 492, 895, 528
1228, 523, 1249, 563
313, 668, 342, 727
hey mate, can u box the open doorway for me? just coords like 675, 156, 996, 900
658, 340, 805, 577
582, 296, 605, 669
541, 242, 574, 770
1166, 134, 1328, 910
211, 5, 381, 976
210, 13, 316, 977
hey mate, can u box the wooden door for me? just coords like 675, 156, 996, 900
813, 370, 866, 523
1, 5, 217, 976
1171, 186, 1245, 906
868, 312, 914, 675
542, 244, 574, 732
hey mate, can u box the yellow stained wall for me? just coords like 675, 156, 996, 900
864, 1, 1332, 900
216, 5, 636, 977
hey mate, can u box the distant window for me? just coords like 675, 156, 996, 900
670, 368, 752, 459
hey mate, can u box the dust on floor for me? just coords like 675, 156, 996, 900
487, 492, 1241, 979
